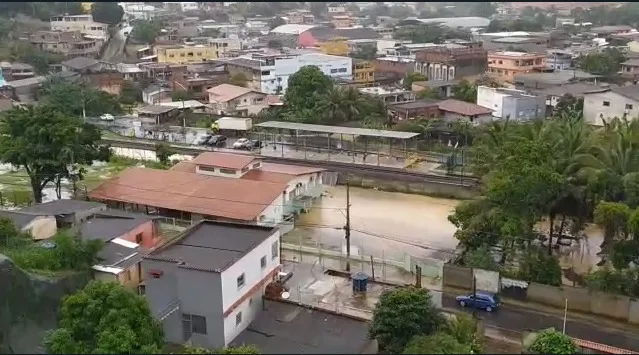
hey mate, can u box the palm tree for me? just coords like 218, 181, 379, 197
317, 87, 346, 124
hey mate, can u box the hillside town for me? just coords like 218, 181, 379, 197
3, 2, 639, 355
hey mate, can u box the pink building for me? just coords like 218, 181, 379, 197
487, 51, 547, 84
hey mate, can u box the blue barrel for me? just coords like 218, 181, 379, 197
352, 272, 369, 292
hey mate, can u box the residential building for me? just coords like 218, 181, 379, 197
284, 10, 314, 25
119, 2, 157, 21
89, 166, 288, 225
163, 2, 199, 12
207, 84, 268, 116
79, 210, 162, 249
414, 46, 488, 81
371, 26, 394, 39
319, 37, 349, 56
327, 4, 347, 14
171, 152, 326, 218
412, 80, 458, 98
198, 24, 242, 39
20, 199, 107, 228
5, 76, 48, 104
359, 86, 415, 104
374, 57, 415, 76
0, 210, 57, 240
352, 59, 375, 85
155, 45, 219, 64
388, 99, 441, 121
143, 85, 173, 105
143, 220, 281, 348
583, 85, 639, 126
397, 17, 490, 29
591, 25, 634, 38
60, 57, 117, 74
487, 51, 547, 84
547, 50, 574, 71
231, 300, 376, 353
539, 83, 610, 112
92, 237, 146, 291
223, 53, 352, 95
50, 14, 109, 41
437, 99, 493, 124
30, 30, 101, 59
620, 59, 639, 81
0, 62, 35, 81
514, 70, 602, 91
476, 86, 546, 121
330, 15, 352, 29
137, 105, 179, 123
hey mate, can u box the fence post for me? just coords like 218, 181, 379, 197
0, 191, 4, 206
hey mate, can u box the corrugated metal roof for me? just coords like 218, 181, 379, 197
255, 121, 420, 139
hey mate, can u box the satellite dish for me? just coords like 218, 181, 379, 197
281, 291, 290, 299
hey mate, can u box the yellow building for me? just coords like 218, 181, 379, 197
81, 2, 94, 14
155, 45, 218, 64
319, 37, 349, 56
353, 59, 375, 86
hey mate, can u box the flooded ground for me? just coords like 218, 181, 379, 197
284, 185, 461, 263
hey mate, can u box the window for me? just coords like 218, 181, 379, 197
237, 273, 245, 289
498, 60, 503, 64
236, 312, 242, 326
262, 70, 271, 76
220, 168, 236, 174
125, 269, 131, 281
253, 162, 261, 169
135, 233, 143, 244
330, 69, 338, 74
603, 101, 611, 107
182, 313, 207, 337
272, 241, 279, 259
198, 165, 215, 172
626, 104, 634, 110
338, 67, 347, 73
241, 166, 249, 173
261, 256, 266, 269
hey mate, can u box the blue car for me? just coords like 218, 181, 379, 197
456, 292, 501, 312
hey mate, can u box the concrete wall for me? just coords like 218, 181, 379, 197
339, 173, 479, 200
443, 264, 473, 290
628, 299, 639, 324
524, 282, 632, 321
119, 220, 159, 249
474, 268, 500, 293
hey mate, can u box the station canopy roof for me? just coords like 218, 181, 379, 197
255, 121, 420, 139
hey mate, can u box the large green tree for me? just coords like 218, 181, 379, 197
131, 20, 162, 44
45, 281, 164, 354
402, 333, 471, 354
91, 2, 124, 26
38, 76, 123, 118
369, 287, 445, 353
284, 66, 333, 112
0, 105, 109, 203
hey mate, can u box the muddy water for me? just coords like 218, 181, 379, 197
289, 186, 461, 262
291, 185, 605, 272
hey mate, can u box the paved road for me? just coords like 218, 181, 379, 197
101, 26, 127, 62
442, 293, 639, 351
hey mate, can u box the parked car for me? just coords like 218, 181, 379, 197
100, 113, 115, 121
232, 138, 253, 150
195, 134, 212, 145
456, 292, 501, 312
206, 135, 227, 147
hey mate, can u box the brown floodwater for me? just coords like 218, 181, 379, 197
288, 186, 461, 263
288, 185, 605, 272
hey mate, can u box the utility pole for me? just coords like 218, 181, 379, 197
345, 181, 351, 272
562, 298, 568, 334
472, 274, 477, 319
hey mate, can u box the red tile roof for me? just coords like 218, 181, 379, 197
573, 338, 634, 354
260, 163, 325, 175
89, 167, 286, 221
438, 99, 493, 117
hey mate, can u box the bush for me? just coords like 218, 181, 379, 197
528, 328, 577, 354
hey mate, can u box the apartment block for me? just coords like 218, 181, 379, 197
476, 85, 546, 121
50, 14, 109, 41
414, 46, 488, 81
155, 45, 219, 64
488, 51, 547, 84
30, 30, 101, 59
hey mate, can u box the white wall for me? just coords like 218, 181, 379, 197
260, 55, 353, 94
51, 15, 109, 40
222, 286, 264, 346
219, 230, 281, 343
583, 91, 639, 126
476, 86, 503, 118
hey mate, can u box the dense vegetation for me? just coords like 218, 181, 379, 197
450, 113, 639, 295
370, 287, 482, 354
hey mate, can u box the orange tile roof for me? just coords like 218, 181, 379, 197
170, 161, 197, 173
573, 338, 634, 354
206, 83, 263, 103
192, 152, 258, 170
241, 170, 295, 184
88, 167, 287, 221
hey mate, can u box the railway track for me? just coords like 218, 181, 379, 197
101, 137, 480, 187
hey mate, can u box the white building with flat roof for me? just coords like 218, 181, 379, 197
50, 14, 109, 41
